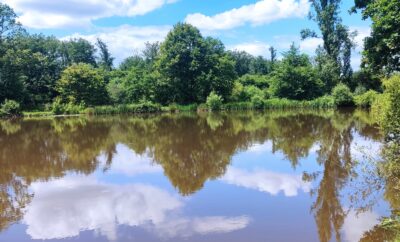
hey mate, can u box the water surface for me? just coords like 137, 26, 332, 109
0, 110, 393, 242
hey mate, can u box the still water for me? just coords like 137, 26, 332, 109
0, 110, 394, 242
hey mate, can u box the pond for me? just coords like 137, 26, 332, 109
0, 109, 394, 242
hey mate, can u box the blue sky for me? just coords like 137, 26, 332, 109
2, 0, 371, 68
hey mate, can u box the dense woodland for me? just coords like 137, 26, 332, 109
0, 0, 399, 117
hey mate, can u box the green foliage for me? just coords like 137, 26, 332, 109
164, 103, 198, 112
57, 63, 109, 106
303, 0, 354, 82
0, 3, 24, 42
354, 90, 378, 108
96, 38, 114, 71
237, 74, 269, 89
372, 75, 400, 139
223, 102, 253, 110
107, 67, 154, 104
206, 91, 223, 111
88, 101, 161, 115
228, 50, 253, 77
60, 38, 97, 67
0, 99, 21, 118
268, 44, 323, 100
351, 70, 382, 92
332, 83, 354, 106
155, 23, 236, 104
354, 0, 400, 74
251, 95, 264, 109
264, 97, 335, 109
51, 97, 85, 115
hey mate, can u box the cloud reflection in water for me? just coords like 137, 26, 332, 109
23, 176, 250, 241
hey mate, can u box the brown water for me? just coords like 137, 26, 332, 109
0, 110, 394, 242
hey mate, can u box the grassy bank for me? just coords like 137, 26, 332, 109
9, 96, 340, 118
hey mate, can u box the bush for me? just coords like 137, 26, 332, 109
51, 97, 85, 115
88, 101, 161, 115
57, 63, 109, 106
223, 102, 252, 110
251, 95, 264, 109
332, 83, 354, 106
0, 100, 22, 118
165, 103, 198, 112
354, 90, 379, 108
372, 75, 400, 139
206, 91, 223, 111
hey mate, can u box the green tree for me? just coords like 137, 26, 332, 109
0, 3, 24, 44
250, 56, 270, 75
96, 38, 114, 71
60, 38, 97, 67
228, 50, 254, 77
302, 0, 355, 88
119, 55, 146, 71
332, 83, 354, 106
372, 75, 400, 139
142, 41, 160, 69
107, 67, 154, 104
269, 44, 323, 100
56, 63, 108, 106
353, 0, 400, 74
155, 23, 235, 104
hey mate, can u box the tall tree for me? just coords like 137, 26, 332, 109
155, 23, 235, 104
96, 38, 114, 71
269, 46, 277, 64
142, 41, 160, 69
60, 38, 97, 67
228, 50, 254, 77
0, 3, 24, 44
352, 0, 400, 74
56, 63, 108, 106
0, 3, 25, 103
269, 44, 323, 100
301, 0, 355, 89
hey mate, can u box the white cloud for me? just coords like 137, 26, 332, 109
24, 177, 182, 240
62, 25, 171, 65
300, 37, 323, 53
342, 210, 379, 242
24, 176, 250, 240
185, 0, 309, 31
152, 216, 251, 238
221, 167, 311, 197
351, 26, 371, 50
2, 0, 178, 28
229, 42, 271, 57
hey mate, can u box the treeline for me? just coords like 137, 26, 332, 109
0, 0, 399, 117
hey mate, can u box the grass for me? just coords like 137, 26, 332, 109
23, 111, 54, 117
86, 102, 162, 115
12, 96, 338, 119
222, 96, 336, 110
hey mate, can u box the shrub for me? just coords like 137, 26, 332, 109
51, 97, 85, 115
332, 83, 354, 106
223, 102, 252, 110
251, 95, 264, 109
372, 75, 400, 139
166, 103, 198, 112
354, 90, 378, 108
0, 100, 22, 118
354, 85, 367, 96
56, 63, 109, 106
206, 91, 223, 111
88, 101, 161, 115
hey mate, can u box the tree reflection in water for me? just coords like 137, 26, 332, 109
0, 110, 397, 241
